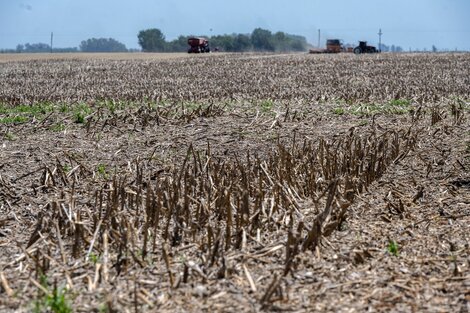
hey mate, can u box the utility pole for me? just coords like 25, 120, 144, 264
318, 29, 321, 48
50, 32, 53, 53
378, 28, 382, 52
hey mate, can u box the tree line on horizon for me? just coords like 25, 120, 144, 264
137, 28, 308, 52
0, 28, 309, 53
1, 38, 134, 53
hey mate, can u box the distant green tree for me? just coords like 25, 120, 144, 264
23, 43, 51, 53
138, 28, 166, 52
7, 43, 77, 53
251, 28, 275, 51
232, 34, 252, 52
432, 45, 437, 53
79, 38, 127, 52
273, 31, 288, 51
286, 34, 307, 51
210, 35, 235, 52
166, 35, 190, 52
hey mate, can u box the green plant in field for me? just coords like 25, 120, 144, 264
33, 288, 72, 313
73, 103, 93, 124
102, 100, 116, 113
333, 98, 348, 105
32, 275, 72, 313
89, 252, 99, 264
99, 303, 109, 313
0, 102, 53, 116
387, 240, 399, 256
51, 123, 66, 132
39, 273, 48, 288
100, 99, 134, 113
388, 99, 411, 107
74, 112, 85, 124
94, 132, 103, 141
147, 101, 163, 110
62, 165, 71, 173
332, 107, 345, 115
334, 99, 412, 116
183, 101, 201, 111
0, 116, 29, 124
4, 132, 16, 141
260, 100, 274, 112
97, 164, 108, 179
59, 103, 70, 113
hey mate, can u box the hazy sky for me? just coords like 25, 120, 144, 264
1, 0, 469, 50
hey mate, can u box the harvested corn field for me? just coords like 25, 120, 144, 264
0, 52, 469, 312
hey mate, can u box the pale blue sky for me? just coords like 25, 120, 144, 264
1, 0, 469, 50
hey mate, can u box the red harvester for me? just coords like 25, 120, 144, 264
187, 37, 210, 53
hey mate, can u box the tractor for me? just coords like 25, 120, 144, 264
187, 37, 210, 53
353, 41, 378, 54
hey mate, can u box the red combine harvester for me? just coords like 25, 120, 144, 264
187, 37, 210, 53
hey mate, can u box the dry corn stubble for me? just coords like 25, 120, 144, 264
1, 53, 469, 105
0, 52, 469, 312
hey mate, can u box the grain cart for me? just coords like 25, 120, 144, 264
309, 39, 345, 53
353, 41, 378, 54
325, 39, 343, 53
188, 37, 210, 53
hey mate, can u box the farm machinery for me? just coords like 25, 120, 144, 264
187, 37, 210, 53
309, 39, 348, 53
309, 39, 379, 54
325, 39, 343, 53
353, 41, 378, 54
